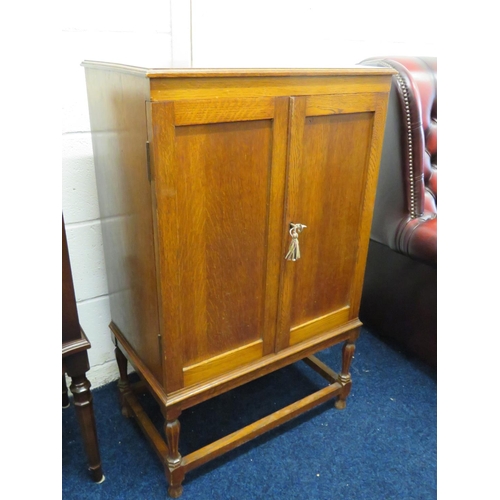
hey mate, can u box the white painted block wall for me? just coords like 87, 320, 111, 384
62, 0, 177, 389
62, 0, 436, 390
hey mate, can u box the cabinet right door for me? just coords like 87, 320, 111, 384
276, 93, 389, 350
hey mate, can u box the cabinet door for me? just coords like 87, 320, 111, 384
276, 93, 388, 350
148, 97, 289, 391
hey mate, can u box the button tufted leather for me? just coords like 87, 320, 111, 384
359, 56, 437, 366
359, 56, 437, 266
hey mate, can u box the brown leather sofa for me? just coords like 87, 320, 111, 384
358, 56, 437, 366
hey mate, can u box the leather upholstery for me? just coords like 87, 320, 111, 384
359, 56, 437, 266
359, 56, 437, 366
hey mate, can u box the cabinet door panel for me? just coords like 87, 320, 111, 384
176, 120, 269, 364
149, 97, 288, 390
276, 93, 388, 349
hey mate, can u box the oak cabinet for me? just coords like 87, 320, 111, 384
83, 62, 394, 497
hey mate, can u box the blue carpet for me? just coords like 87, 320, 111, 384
62, 328, 436, 499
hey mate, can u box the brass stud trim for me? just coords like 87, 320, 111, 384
395, 73, 417, 219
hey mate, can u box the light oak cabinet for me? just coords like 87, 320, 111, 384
83, 62, 394, 497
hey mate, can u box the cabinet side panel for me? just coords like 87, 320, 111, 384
84, 69, 162, 382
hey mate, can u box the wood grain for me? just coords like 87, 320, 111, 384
84, 63, 393, 498
62, 216, 82, 343
183, 382, 342, 473
150, 75, 392, 101
174, 119, 272, 367
173, 97, 275, 126
302, 355, 339, 384
81, 60, 397, 78
84, 67, 162, 383
289, 306, 351, 346
289, 111, 374, 326
183, 340, 263, 386
275, 96, 306, 352
261, 97, 289, 355
149, 101, 184, 393
276, 93, 382, 350
63, 218, 103, 483
149, 96, 291, 391
166, 320, 361, 411
305, 92, 383, 116
111, 322, 169, 409
123, 387, 169, 462
62, 328, 91, 357
111, 317, 359, 413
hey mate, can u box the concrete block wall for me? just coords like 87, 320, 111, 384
62, 0, 180, 388
62, 0, 436, 390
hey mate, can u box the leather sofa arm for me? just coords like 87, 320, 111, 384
359, 56, 437, 267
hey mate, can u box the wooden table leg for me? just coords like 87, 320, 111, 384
164, 409, 185, 498
334, 340, 356, 410
66, 352, 105, 483
115, 346, 133, 418
62, 374, 70, 408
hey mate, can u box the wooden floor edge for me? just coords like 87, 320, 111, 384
183, 382, 342, 473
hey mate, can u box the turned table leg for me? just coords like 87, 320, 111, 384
62, 374, 70, 408
115, 346, 133, 418
164, 410, 185, 498
335, 340, 356, 410
69, 372, 105, 483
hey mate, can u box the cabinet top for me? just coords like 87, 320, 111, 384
81, 60, 397, 78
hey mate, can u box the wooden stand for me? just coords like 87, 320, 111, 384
115, 331, 356, 498
63, 216, 104, 483
63, 342, 105, 483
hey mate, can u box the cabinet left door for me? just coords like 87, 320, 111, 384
148, 97, 289, 392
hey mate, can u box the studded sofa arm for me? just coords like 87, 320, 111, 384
359, 56, 437, 266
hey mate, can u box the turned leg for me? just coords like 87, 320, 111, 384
335, 340, 356, 410
164, 410, 185, 498
115, 346, 133, 418
62, 374, 70, 408
69, 373, 105, 483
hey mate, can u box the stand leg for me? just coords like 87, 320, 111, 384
164, 411, 185, 498
115, 346, 133, 418
69, 374, 105, 483
334, 340, 356, 410
62, 374, 70, 408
